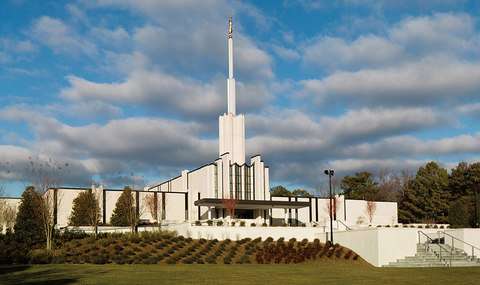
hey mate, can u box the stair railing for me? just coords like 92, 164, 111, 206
418, 230, 452, 267
336, 220, 352, 230
440, 231, 480, 261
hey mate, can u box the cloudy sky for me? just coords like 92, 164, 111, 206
1, 0, 480, 197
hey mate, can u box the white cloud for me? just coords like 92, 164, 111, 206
390, 13, 475, 55
303, 35, 407, 71
271, 44, 301, 60
299, 56, 480, 107
29, 16, 97, 57
61, 69, 271, 119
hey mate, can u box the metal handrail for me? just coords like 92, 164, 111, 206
337, 220, 352, 230
440, 231, 480, 260
418, 231, 452, 267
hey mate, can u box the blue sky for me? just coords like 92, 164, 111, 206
1, 0, 480, 197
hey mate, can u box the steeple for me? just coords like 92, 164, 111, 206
219, 15, 245, 165
227, 15, 236, 115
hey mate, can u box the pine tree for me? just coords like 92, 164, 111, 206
14, 186, 43, 242
400, 162, 450, 223
341, 171, 379, 200
449, 198, 469, 228
110, 186, 137, 232
69, 190, 101, 228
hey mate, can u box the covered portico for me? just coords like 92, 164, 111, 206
194, 198, 310, 225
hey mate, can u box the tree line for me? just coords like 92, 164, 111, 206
271, 161, 480, 227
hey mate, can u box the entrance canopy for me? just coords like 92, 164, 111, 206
194, 198, 310, 210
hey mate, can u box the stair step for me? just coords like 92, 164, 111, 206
387, 242, 480, 268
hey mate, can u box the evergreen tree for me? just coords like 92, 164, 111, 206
110, 186, 137, 232
69, 190, 101, 227
341, 171, 379, 200
270, 185, 292, 197
448, 198, 469, 228
14, 186, 43, 241
400, 162, 450, 223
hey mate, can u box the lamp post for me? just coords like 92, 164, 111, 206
473, 178, 478, 228
324, 169, 334, 243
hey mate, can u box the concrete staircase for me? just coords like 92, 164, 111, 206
384, 244, 480, 267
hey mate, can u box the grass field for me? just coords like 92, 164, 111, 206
2, 264, 480, 285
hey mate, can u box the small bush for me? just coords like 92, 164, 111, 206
385, 225, 390, 228
262, 222, 267, 227
195, 220, 201, 226
240, 221, 246, 227
250, 223, 256, 227
418, 225, 423, 228
281, 222, 287, 227
207, 220, 213, 226
28, 249, 53, 264
301, 223, 306, 227
231, 221, 236, 226
217, 221, 224, 226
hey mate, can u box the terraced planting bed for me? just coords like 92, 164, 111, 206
1, 232, 369, 265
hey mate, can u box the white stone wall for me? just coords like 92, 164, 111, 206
345, 199, 398, 225
165, 192, 186, 221
55, 188, 84, 226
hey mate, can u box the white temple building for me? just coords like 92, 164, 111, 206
146, 17, 306, 222
1, 17, 398, 232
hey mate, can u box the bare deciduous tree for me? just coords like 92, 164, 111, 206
324, 196, 341, 220
144, 192, 164, 231
26, 157, 68, 250
365, 200, 377, 224
221, 193, 239, 219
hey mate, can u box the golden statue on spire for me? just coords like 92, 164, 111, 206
229, 15, 233, 38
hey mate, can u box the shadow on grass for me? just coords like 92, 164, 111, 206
0, 265, 31, 275
0, 267, 78, 285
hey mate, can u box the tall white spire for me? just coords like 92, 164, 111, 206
227, 15, 236, 115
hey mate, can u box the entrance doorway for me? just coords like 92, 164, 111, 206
236, 209, 254, 219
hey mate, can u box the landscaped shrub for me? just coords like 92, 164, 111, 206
301, 223, 306, 227
207, 220, 213, 226
195, 220, 201, 226
216, 220, 223, 226
281, 222, 287, 227
240, 221, 246, 227
262, 222, 267, 227
231, 221, 235, 226
28, 249, 53, 264
250, 223, 256, 227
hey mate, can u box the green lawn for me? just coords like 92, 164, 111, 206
1, 264, 480, 285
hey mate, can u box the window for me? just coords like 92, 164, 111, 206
235, 165, 242, 199
229, 165, 233, 197
214, 164, 218, 198
245, 166, 251, 200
